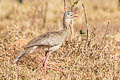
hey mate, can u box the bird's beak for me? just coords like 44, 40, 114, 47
73, 11, 79, 18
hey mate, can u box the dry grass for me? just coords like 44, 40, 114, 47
0, 0, 120, 80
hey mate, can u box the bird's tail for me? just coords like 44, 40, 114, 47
14, 50, 26, 63
14, 46, 38, 63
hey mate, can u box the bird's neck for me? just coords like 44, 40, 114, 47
62, 17, 71, 31
60, 16, 72, 37
58, 18, 67, 37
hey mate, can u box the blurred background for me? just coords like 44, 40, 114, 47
0, 0, 120, 35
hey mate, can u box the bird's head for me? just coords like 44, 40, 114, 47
64, 11, 73, 19
63, 11, 78, 36
64, 11, 78, 23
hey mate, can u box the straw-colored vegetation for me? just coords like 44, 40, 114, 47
0, 0, 120, 80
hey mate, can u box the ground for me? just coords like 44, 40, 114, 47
0, 0, 120, 80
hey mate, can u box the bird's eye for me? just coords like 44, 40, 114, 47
67, 13, 70, 15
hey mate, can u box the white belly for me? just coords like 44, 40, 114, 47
44, 43, 62, 53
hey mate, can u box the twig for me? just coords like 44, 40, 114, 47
82, 3, 89, 41
118, 0, 120, 8
42, 0, 48, 28
99, 21, 109, 56
64, 0, 67, 12
101, 21, 110, 43
71, 0, 80, 11
18, 0, 23, 3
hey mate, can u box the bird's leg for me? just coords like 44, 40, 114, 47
43, 52, 65, 79
43, 52, 51, 80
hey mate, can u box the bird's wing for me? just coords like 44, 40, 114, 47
25, 32, 62, 48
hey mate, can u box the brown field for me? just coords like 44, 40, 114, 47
0, 0, 120, 80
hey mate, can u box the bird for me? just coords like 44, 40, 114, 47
14, 11, 78, 80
